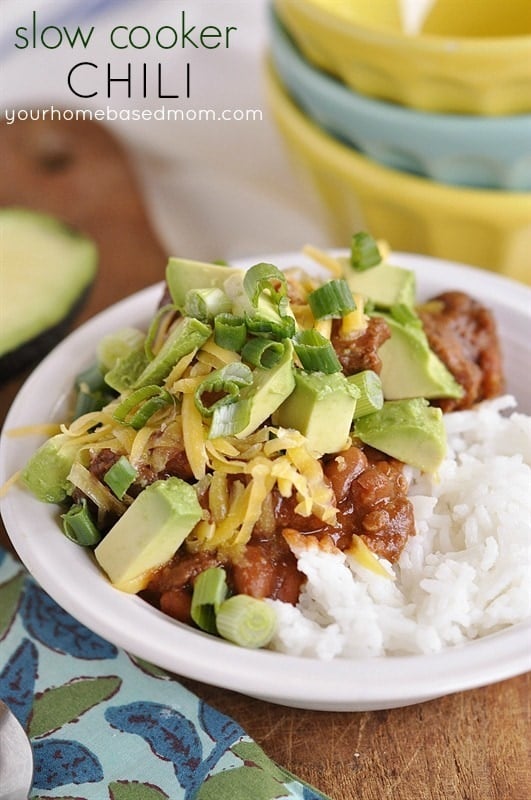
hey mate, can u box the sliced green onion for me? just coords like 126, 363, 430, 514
113, 385, 172, 429
184, 287, 232, 322
194, 362, 253, 417
245, 313, 296, 341
293, 329, 342, 374
350, 232, 382, 272
61, 500, 102, 546
213, 313, 247, 352
144, 304, 176, 360
243, 262, 288, 313
74, 364, 112, 419
241, 337, 284, 369
103, 456, 138, 499
390, 303, 422, 327
347, 370, 384, 418
308, 279, 356, 320
190, 567, 228, 634
75, 363, 106, 393
216, 594, 277, 648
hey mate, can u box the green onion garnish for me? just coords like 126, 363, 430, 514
241, 337, 284, 369
103, 456, 138, 499
61, 500, 102, 546
113, 385, 173, 429
293, 329, 342, 374
144, 304, 176, 360
214, 313, 247, 352
190, 567, 228, 634
348, 370, 384, 418
184, 288, 232, 322
245, 313, 296, 341
243, 262, 288, 314
350, 232, 382, 272
308, 279, 356, 320
216, 594, 277, 648
73, 363, 113, 419
194, 362, 253, 417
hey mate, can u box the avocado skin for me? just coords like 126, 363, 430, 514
0, 286, 92, 383
354, 398, 446, 473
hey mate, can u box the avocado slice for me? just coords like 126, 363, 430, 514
133, 316, 211, 388
340, 258, 416, 309
209, 340, 295, 438
354, 398, 446, 473
94, 477, 202, 593
377, 314, 463, 401
166, 257, 243, 310
273, 370, 359, 455
21, 434, 82, 503
0, 208, 98, 380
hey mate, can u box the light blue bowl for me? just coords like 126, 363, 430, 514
269, 10, 531, 191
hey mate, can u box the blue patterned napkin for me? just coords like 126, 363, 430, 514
0, 547, 330, 800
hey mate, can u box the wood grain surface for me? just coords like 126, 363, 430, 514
1, 116, 529, 800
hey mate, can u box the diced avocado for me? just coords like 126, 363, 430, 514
166, 257, 243, 311
340, 258, 416, 309
0, 208, 98, 380
104, 348, 148, 393
209, 340, 296, 438
377, 315, 463, 401
354, 398, 446, 473
133, 316, 211, 388
97, 327, 146, 372
21, 434, 82, 503
273, 370, 359, 454
94, 477, 202, 593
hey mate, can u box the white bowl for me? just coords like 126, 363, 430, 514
1, 251, 530, 712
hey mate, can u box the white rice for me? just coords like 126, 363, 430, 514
269, 395, 531, 658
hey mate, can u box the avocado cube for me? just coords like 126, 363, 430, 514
354, 398, 446, 473
21, 434, 81, 504
377, 315, 463, 401
273, 370, 359, 455
341, 259, 416, 309
133, 316, 211, 388
94, 477, 202, 593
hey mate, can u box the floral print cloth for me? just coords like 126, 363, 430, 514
0, 547, 330, 800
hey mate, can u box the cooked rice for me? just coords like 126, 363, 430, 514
269, 396, 531, 658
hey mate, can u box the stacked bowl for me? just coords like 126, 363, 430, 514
267, 0, 531, 283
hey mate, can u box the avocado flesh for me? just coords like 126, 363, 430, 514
133, 316, 211, 388
340, 258, 416, 309
273, 370, 359, 455
94, 477, 202, 593
0, 208, 98, 379
377, 315, 463, 401
354, 398, 446, 473
21, 434, 82, 504
209, 340, 295, 439
166, 257, 243, 310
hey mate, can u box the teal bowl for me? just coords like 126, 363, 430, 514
269, 10, 531, 191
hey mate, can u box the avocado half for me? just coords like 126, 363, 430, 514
0, 208, 98, 381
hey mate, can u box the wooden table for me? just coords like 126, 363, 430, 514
1, 116, 529, 800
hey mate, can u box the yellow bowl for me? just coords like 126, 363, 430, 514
265, 63, 531, 284
274, 0, 531, 114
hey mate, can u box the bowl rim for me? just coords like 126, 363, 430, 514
1, 250, 530, 711
277, 0, 531, 50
